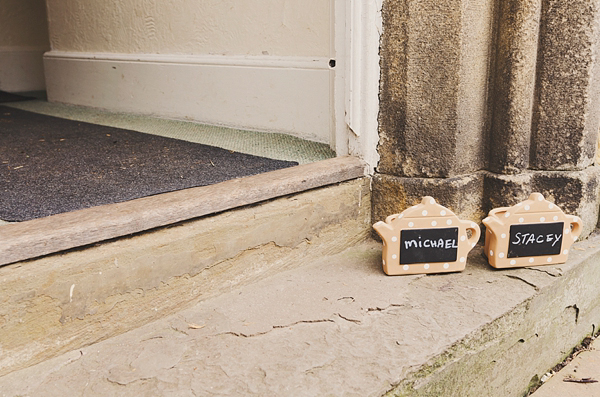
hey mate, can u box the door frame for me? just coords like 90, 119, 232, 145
333, 0, 382, 173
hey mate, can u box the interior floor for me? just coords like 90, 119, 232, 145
1, 92, 336, 225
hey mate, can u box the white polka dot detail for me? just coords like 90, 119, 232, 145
431, 221, 437, 226
392, 254, 397, 260
424, 264, 430, 269
549, 203, 554, 209
440, 210, 447, 216
563, 250, 569, 255
519, 218, 524, 223
498, 252, 505, 258
409, 222, 414, 227
540, 217, 545, 222
460, 257, 465, 263
392, 236, 398, 242
461, 236, 466, 241
501, 233, 506, 239
403, 265, 409, 271
505, 212, 511, 218
565, 228, 570, 234
547, 257, 552, 263
510, 260, 516, 265
443, 263, 450, 269
430, 199, 435, 205
447, 219, 452, 225
538, 196, 543, 201
553, 216, 558, 221
525, 205, 530, 211
489, 250, 494, 257
529, 258, 535, 263
422, 210, 428, 216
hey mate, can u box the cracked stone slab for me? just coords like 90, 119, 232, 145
2, 236, 600, 396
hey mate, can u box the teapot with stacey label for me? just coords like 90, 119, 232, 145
482, 193, 582, 268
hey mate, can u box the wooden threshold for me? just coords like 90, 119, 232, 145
0, 156, 366, 266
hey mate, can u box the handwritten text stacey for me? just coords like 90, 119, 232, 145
511, 232, 561, 247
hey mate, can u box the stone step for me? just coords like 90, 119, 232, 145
0, 156, 370, 376
531, 337, 600, 396
2, 234, 600, 396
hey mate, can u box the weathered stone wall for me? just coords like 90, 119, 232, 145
376, 0, 600, 237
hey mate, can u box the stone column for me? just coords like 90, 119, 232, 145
376, 0, 600, 238
486, 0, 600, 237
488, 0, 541, 174
530, 0, 600, 171
378, 0, 494, 178
375, 0, 495, 222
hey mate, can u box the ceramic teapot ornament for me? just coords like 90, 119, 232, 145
373, 196, 481, 275
482, 193, 582, 268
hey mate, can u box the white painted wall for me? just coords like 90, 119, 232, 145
43, 0, 334, 142
0, 0, 50, 91
44, 53, 331, 142
46, 0, 330, 57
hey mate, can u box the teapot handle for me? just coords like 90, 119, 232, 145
460, 220, 481, 248
566, 215, 583, 240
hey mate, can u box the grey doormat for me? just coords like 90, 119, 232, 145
0, 105, 298, 221
0, 91, 34, 103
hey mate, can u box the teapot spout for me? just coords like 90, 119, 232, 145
373, 221, 394, 241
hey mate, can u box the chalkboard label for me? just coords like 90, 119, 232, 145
508, 222, 564, 258
400, 227, 459, 264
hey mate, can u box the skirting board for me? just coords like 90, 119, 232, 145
44, 51, 332, 143
0, 46, 48, 92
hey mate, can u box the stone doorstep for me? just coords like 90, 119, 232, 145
2, 234, 600, 396
0, 173, 372, 377
0, 155, 367, 266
